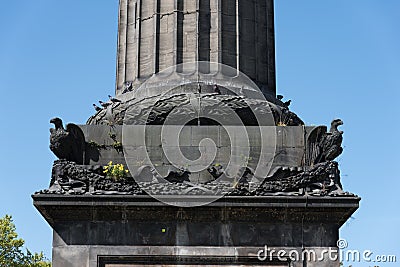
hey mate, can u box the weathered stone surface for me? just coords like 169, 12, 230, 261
116, 0, 276, 97
33, 195, 359, 267
87, 92, 301, 127
76, 125, 307, 169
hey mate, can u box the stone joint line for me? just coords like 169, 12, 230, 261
137, 10, 200, 23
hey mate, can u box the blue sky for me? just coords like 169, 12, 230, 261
0, 0, 399, 265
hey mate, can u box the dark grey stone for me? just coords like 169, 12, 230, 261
33, 194, 359, 267
40, 1, 358, 266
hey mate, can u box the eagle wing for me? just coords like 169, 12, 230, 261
321, 132, 343, 161
306, 126, 327, 165
66, 123, 86, 164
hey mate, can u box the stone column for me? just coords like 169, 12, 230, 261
116, 0, 276, 97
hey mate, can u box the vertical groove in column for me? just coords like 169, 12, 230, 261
238, 0, 256, 80
133, 1, 138, 79
254, 0, 259, 81
236, 0, 240, 72
196, 0, 199, 65
171, 0, 178, 69
126, 0, 137, 83
172, 0, 178, 68
124, 0, 129, 82
255, 0, 267, 85
176, 0, 184, 72
266, 0, 276, 94
153, 0, 160, 74
116, 0, 127, 94
215, 0, 222, 64
221, 0, 237, 70
198, 0, 211, 64
136, 0, 142, 78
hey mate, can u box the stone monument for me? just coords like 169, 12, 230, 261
33, 0, 359, 266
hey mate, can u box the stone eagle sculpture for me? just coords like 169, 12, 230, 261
320, 119, 344, 161
307, 119, 344, 165
50, 118, 86, 165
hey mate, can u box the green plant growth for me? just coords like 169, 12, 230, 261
0, 215, 51, 267
87, 140, 107, 150
112, 141, 123, 153
103, 161, 129, 181
87, 132, 124, 153
108, 132, 117, 140
109, 132, 123, 153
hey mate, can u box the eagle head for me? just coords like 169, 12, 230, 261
50, 117, 64, 130
330, 119, 343, 133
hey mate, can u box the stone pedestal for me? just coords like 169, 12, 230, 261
33, 195, 359, 267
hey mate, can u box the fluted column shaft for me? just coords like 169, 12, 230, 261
116, 0, 276, 96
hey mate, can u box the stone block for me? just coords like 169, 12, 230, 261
52, 246, 89, 267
